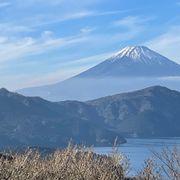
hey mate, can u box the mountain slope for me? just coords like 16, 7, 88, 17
0, 86, 180, 148
18, 46, 180, 101
88, 86, 180, 137
0, 88, 125, 148
77, 46, 180, 77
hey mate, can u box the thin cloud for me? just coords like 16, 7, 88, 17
16, 67, 86, 89
146, 26, 180, 64
11, 51, 114, 89
0, 32, 90, 63
111, 16, 153, 41
15, 0, 101, 8
177, 1, 180, 6
0, 23, 33, 35
113, 16, 153, 27
27, 10, 127, 28
80, 27, 96, 34
0, 1, 11, 8
57, 52, 114, 68
28, 11, 94, 28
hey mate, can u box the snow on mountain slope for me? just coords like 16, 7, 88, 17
111, 46, 175, 65
76, 46, 180, 77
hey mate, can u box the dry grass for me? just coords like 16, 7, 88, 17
0, 145, 179, 180
0, 144, 125, 180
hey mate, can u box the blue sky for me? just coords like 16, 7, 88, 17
0, 0, 180, 90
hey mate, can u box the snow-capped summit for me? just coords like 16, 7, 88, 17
76, 45, 180, 77
110, 46, 175, 65
114, 46, 149, 58
114, 46, 158, 60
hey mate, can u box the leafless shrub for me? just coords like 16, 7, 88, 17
137, 147, 180, 180
0, 144, 125, 180
152, 146, 180, 180
0, 144, 179, 180
137, 158, 162, 180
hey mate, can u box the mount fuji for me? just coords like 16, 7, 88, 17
76, 46, 180, 77
18, 46, 180, 101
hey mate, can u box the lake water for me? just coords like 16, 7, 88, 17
94, 138, 180, 175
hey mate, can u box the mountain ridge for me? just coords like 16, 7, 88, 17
87, 85, 178, 102
0, 87, 126, 148
0, 86, 180, 148
87, 85, 180, 137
